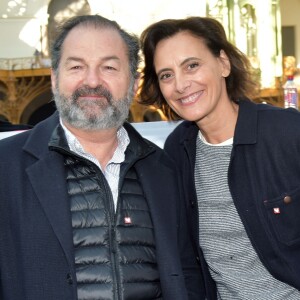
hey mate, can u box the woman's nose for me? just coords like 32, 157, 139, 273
175, 76, 191, 93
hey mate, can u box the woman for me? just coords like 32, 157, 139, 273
139, 17, 300, 299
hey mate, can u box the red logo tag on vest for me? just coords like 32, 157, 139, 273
273, 207, 280, 214
124, 217, 132, 224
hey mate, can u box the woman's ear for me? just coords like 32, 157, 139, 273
219, 50, 231, 77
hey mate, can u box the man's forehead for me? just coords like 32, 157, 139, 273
63, 26, 125, 50
62, 26, 126, 53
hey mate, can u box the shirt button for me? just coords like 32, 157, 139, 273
283, 195, 292, 204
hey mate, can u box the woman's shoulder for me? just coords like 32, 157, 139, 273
165, 120, 198, 151
168, 120, 198, 138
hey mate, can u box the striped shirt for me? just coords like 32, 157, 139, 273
195, 132, 300, 299
60, 119, 130, 211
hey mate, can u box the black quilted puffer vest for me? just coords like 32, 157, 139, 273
64, 154, 162, 300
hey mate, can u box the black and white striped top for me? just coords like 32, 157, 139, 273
195, 133, 300, 299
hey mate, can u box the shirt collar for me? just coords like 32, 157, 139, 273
198, 130, 233, 146
59, 118, 130, 168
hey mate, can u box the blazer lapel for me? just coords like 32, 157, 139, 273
26, 151, 75, 268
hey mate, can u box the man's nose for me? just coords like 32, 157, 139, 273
83, 68, 103, 88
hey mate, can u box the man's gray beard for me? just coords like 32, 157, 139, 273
53, 84, 134, 130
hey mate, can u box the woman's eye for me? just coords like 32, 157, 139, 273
160, 73, 172, 80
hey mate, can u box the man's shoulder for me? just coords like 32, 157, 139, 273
0, 130, 31, 160
0, 114, 57, 160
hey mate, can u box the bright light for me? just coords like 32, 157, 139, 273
19, 18, 41, 48
5, 0, 28, 17
8, 1, 17, 8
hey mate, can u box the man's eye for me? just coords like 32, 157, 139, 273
105, 66, 116, 70
188, 62, 199, 69
71, 66, 82, 70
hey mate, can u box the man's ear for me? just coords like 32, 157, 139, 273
50, 68, 57, 92
219, 50, 231, 77
133, 72, 141, 94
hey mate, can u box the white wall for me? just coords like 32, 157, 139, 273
88, 0, 206, 36
280, 0, 300, 64
0, 18, 42, 58
0, 0, 206, 59
0, 0, 299, 65
0, 0, 48, 58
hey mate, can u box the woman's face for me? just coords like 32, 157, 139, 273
154, 31, 231, 124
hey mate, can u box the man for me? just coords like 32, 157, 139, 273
0, 15, 203, 300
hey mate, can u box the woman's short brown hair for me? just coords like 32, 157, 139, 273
139, 17, 258, 120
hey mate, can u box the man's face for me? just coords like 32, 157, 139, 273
51, 25, 138, 130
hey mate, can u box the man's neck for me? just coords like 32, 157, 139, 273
63, 121, 119, 170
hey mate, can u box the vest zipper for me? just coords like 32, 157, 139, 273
96, 167, 121, 300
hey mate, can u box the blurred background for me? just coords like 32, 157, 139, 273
0, 0, 298, 126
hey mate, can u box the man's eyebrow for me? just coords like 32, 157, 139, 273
64, 57, 84, 64
102, 55, 121, 62
64, 56, 121, 64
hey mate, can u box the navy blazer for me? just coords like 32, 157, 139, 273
0, 112, 204, 300
165, 99, 300, 298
